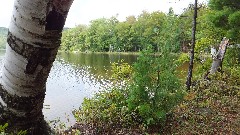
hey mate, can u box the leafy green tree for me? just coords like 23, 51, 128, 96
115, 22, 133, 51
127, 47, 183, 125
208, 0, 240, 42
158, 8, 180, 53
86, 17, 118, 52
195, 6, 226, 53
130, 11, 167, 51
61, 25, 88, 52
114, 15, 138, 52
179, 5, 194, 50
87, 18, 108, 51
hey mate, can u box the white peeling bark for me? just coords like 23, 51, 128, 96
0, 0, 74, 133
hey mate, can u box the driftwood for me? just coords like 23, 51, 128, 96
205, 37, 229, 79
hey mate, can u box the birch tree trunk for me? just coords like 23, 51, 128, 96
0, 0, 73, 133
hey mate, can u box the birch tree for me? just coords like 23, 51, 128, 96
0, 0, 73, 133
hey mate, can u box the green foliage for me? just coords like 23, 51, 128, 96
111, 60, 133, 82
176, 53, 189, 64
180, 4, 226, 54
69, 2, 240, 133
86, 17, 119, 52
194, 41, 239, 80
60, 10, 182, 53
195, 37, 214, 53
74, 87, 133, 131
228, 11, 240, 27
74, 47, 184, 134
61, 25, 88, 52
223, 46, 240, 67
159, 11, 180, 53
0, 123, 27, 135
209, 0, 240, 42
127, 48, 184, 126
0, 123, 8, 134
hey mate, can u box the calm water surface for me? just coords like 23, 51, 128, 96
43, 52, 138, 127
0, 51, 138, 127
0, 51, 188, 128
0, 50, 138, 127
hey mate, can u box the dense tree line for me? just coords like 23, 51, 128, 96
61, 2, 240, 53
60, 8, 183, 52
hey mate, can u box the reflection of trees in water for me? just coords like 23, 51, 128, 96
58, 53, 138, 82
51, 57, 101, 91
44, 58, 106, 129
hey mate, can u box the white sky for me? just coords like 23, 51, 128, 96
0, 0, 208, 28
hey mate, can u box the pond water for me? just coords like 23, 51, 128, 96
0, 50, 138, 127
36, 52, 138, 127
0, 51, 188, 128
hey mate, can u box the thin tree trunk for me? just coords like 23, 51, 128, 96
0, 0, 73, 133
186, 0, 198, 90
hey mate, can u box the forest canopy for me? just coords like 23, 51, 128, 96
60, 1, 240, 53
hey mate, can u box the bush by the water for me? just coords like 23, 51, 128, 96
73, 49, 184, 134
127, 49, 184, 126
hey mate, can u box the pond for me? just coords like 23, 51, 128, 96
39, 52, 138, 127
0, 50, 138, 127
0, 51, 188, 128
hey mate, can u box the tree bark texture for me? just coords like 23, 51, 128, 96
209, 37, 229, 74
186, 0, 198, 90
0, 0, 73, 133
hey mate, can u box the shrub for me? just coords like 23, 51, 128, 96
176, 53, 189, 65
110, 60, 133, 85
74, 48, 184, 133
224, 46, 240, 67
127, 49, 184, 126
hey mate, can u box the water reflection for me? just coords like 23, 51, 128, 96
0, 51, 188, 129
43, 52, 138, 127
0, 50, 138, 128
0, 50, 190, 130
60, 52, 138, 79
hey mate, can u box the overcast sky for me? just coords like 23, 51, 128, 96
0, 0, 208, 28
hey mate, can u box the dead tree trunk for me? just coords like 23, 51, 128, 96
204, 37, 229, 79
210, 37, 229, 74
